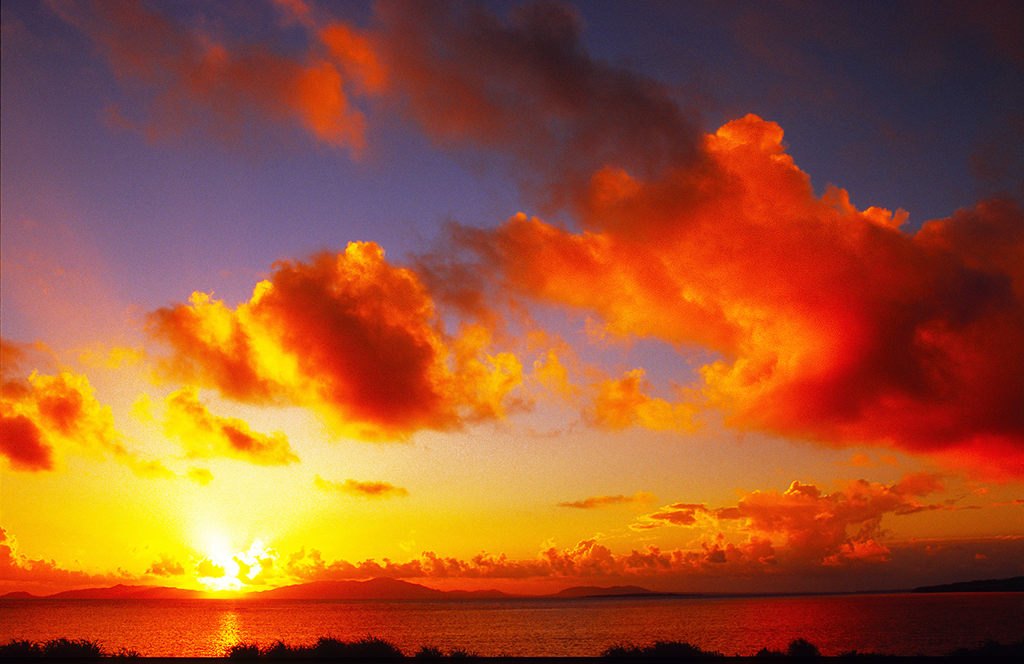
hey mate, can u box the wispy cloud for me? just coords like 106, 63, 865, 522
558, 491, 655, 509
163, 386, 299, 465
314, 474, 409, 499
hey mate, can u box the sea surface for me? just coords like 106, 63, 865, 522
2, 592, 1023, 657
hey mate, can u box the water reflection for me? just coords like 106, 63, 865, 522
212, 605, 241, 654
2, 594, 1021, 657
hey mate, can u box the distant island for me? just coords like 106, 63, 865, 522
7, 575, 1022, 601
911, 576, 1024, 593
0, 577, 683, 601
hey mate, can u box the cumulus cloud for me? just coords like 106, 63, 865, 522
147, 553, 184, 577
163, 387, 299, 465
274, 531, 1024, 593
314, 474, 409, 498
148, 244, 523, 440
557, 491, 655, 509
195, 557, 225, 578
51, 0, 1024, 475
467, 116, 1024, 477
0, 368, 170, 476
631, 473, 983, 568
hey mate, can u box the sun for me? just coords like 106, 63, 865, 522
196, 535, 275, 592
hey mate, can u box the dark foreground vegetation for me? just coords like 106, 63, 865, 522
2, 636, 1023, 660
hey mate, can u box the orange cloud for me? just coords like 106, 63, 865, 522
557, 491, 655, 509
631, 503, 712, 529
163, 387, 298, 466
0, 369, 169, 476
592, 368, 697, 431
0, 527, 137, 595
148, 244, 523, 440
468, 115, 1024, 477
53, 0, 380, 152
313, 474, 409, 499
635, 474, 957, 567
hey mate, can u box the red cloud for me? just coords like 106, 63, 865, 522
148, 244, 522, 440
634, 474, 961, 567
469, 115, 1024, 477
1, 369, 170, 476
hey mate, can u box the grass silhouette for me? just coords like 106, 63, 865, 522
2, 636, 1024, 659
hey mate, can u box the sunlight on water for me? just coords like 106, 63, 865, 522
1, 594, 1022, 657
213, 606, 241, 655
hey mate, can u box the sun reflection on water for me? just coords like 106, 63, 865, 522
212, 606, 241, 655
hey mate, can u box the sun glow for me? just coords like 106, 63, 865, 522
196, 536, 276, 592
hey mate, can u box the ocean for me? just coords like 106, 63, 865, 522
2, 592, 1022, 657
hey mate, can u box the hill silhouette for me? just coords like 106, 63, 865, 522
911, 575, 1024, 593
0, 578, 678, 601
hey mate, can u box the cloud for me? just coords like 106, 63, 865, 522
49, 1, 1023, 474
591, 369, 697, 431
147, 554, 184, 577
633, 473, 966, 567
148, 244, 523, 440
467, 115, 1024, 477
275, 532, 1024, 593
557, 491, 655, 509
375, 0, 705, 210
162, 387, 299, 465
269, 472, 1020, 591
0, 527, 137, 595
195, 557, 225, 579
187, 467, 214, 485
0, 369, 168, 475
314, 474, 409, 499
631, 503, 712, 529
50, 0, 381, 152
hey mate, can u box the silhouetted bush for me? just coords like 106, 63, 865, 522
602, 640, 722, 658
6, 634, 1024, 659
111, 646, 143, 659
753, 647, 784, 658
310, 636, 405, 659
786, 638, 820, 658
41, 638, 104, 659
227, 641, 261, 659
261, 639, 303, 659
0, 639, 43, 659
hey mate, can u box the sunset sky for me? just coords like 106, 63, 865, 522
2, 0, 1023, 597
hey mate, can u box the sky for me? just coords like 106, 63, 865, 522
2, 0, 1023, 597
